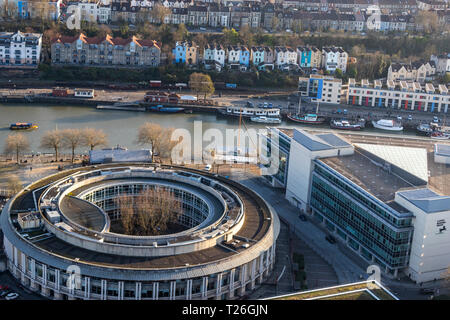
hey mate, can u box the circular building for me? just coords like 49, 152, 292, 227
1, 164, 279, 300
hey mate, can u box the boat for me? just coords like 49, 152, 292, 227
219, 106, 280, 118
287, 98, 325, 125
416, 123, 437, 136
372, 119, 403, 131
287, 113, 326, 124
430, 131, 450, 140
250, 116, 282, 124
330, 119, 363, 131
9, 122, 38, 130
148, 105, 185, 113
96, 101, 145, 111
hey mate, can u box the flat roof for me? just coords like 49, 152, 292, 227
319, 150, 416, 204
397, 188, 450, 213
266, 281, 398, 300
354, 143, 428, 182
435, 144, 450, 157
293, 129, 351, 152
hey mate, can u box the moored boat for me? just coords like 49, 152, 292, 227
148, 105, 185, 113
372, 119, 403, 131
250, 116, 282, 124
9, 122, 38, 130
430, 131, 450, 140
416, 123, 436, 136
330, 119, 363, 131
287, 113, 326, 124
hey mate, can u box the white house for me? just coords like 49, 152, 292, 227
203, 43, 225, 71
274, 46, 297, 69
430, 53, 450, 75
322, 46, 348, 73
0, 31, 42, 67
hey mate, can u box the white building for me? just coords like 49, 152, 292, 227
203, 43, 225, 71
347, 78, 450, 113
78, 1, 98, 23
434, 144, 450, 165
74, 88, 95, 98
430, 53, 450, 75
285, 130, 354, 211
321, 46, 348, 73
0, 31, 42, 67
395, 188, 450, 283
274, 46, 297, 69
298, 74, 343, 104
97, 4, 111, 23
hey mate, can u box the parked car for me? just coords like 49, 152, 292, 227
397, 116, 402, 121
325, 235, 337, 244
0, 290, 12, 297
433, 116, 439, 123
419, 288, 434, 295
299, 214, 307, 222
204, 164, 212, 171
407, 115, 413, 121
5, 292, 19, 300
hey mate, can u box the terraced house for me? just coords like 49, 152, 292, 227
51, 33, 161, 67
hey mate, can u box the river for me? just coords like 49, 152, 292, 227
0, 103, 430, 154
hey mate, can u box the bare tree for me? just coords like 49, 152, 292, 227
4, 133, 30, 164
81, 128, 108, 150
150, 3, 170, 24
62, 128, 82, 163
7, 174, 23, 195
189, 73, 215, 101
40, 129, 63, 162
137, 123, 175, 163
116, 187, 182, 236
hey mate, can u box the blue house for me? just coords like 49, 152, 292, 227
239, 46, 250, 68
172, 41, 198, 65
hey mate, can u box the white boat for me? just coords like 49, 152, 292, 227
372, 119, 403, 131
250, 116, 282, 124
221, 106, 280, 118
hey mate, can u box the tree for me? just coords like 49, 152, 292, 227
334, 68, 344, 79
136, 123, 175, 163
173, 23, 189, 42
4, 133, 30, 164
40, 129, 63, 162
270, 17, 280, 32
116, 187, 182, 236
150, 3, 170, 24
62, 128, 82, 163
189, 73, 215, 101
7, 175, 23, 195
81, 128, 107, 150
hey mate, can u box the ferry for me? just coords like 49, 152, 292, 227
330, 119, 364, 131
250, 116, 282, 124
9, 122, 38, 130
220, 107, 280, 118
148, 105, 185, 113
372, 119, 403, 131
287, 113, 326, 125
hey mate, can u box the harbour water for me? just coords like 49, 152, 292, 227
0, 103, 432, 153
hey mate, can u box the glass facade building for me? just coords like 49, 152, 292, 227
310, 161, 414, 274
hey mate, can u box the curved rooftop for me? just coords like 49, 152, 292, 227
1, 163, 278, 280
